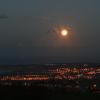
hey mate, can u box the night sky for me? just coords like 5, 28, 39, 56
0, 0, 100, 64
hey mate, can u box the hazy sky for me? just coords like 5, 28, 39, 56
0, 0, 100, 64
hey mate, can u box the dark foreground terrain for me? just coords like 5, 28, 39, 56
0, 85, 100, 100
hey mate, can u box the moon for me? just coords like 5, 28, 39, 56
61, 30, 68, 36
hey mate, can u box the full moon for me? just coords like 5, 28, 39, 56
61, 30, 68, 36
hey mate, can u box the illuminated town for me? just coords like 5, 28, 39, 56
0, 64, 100, 81
0, 63, 100, 91
0, 63, 100, 99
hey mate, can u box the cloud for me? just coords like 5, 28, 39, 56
0, 13, 8, 19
